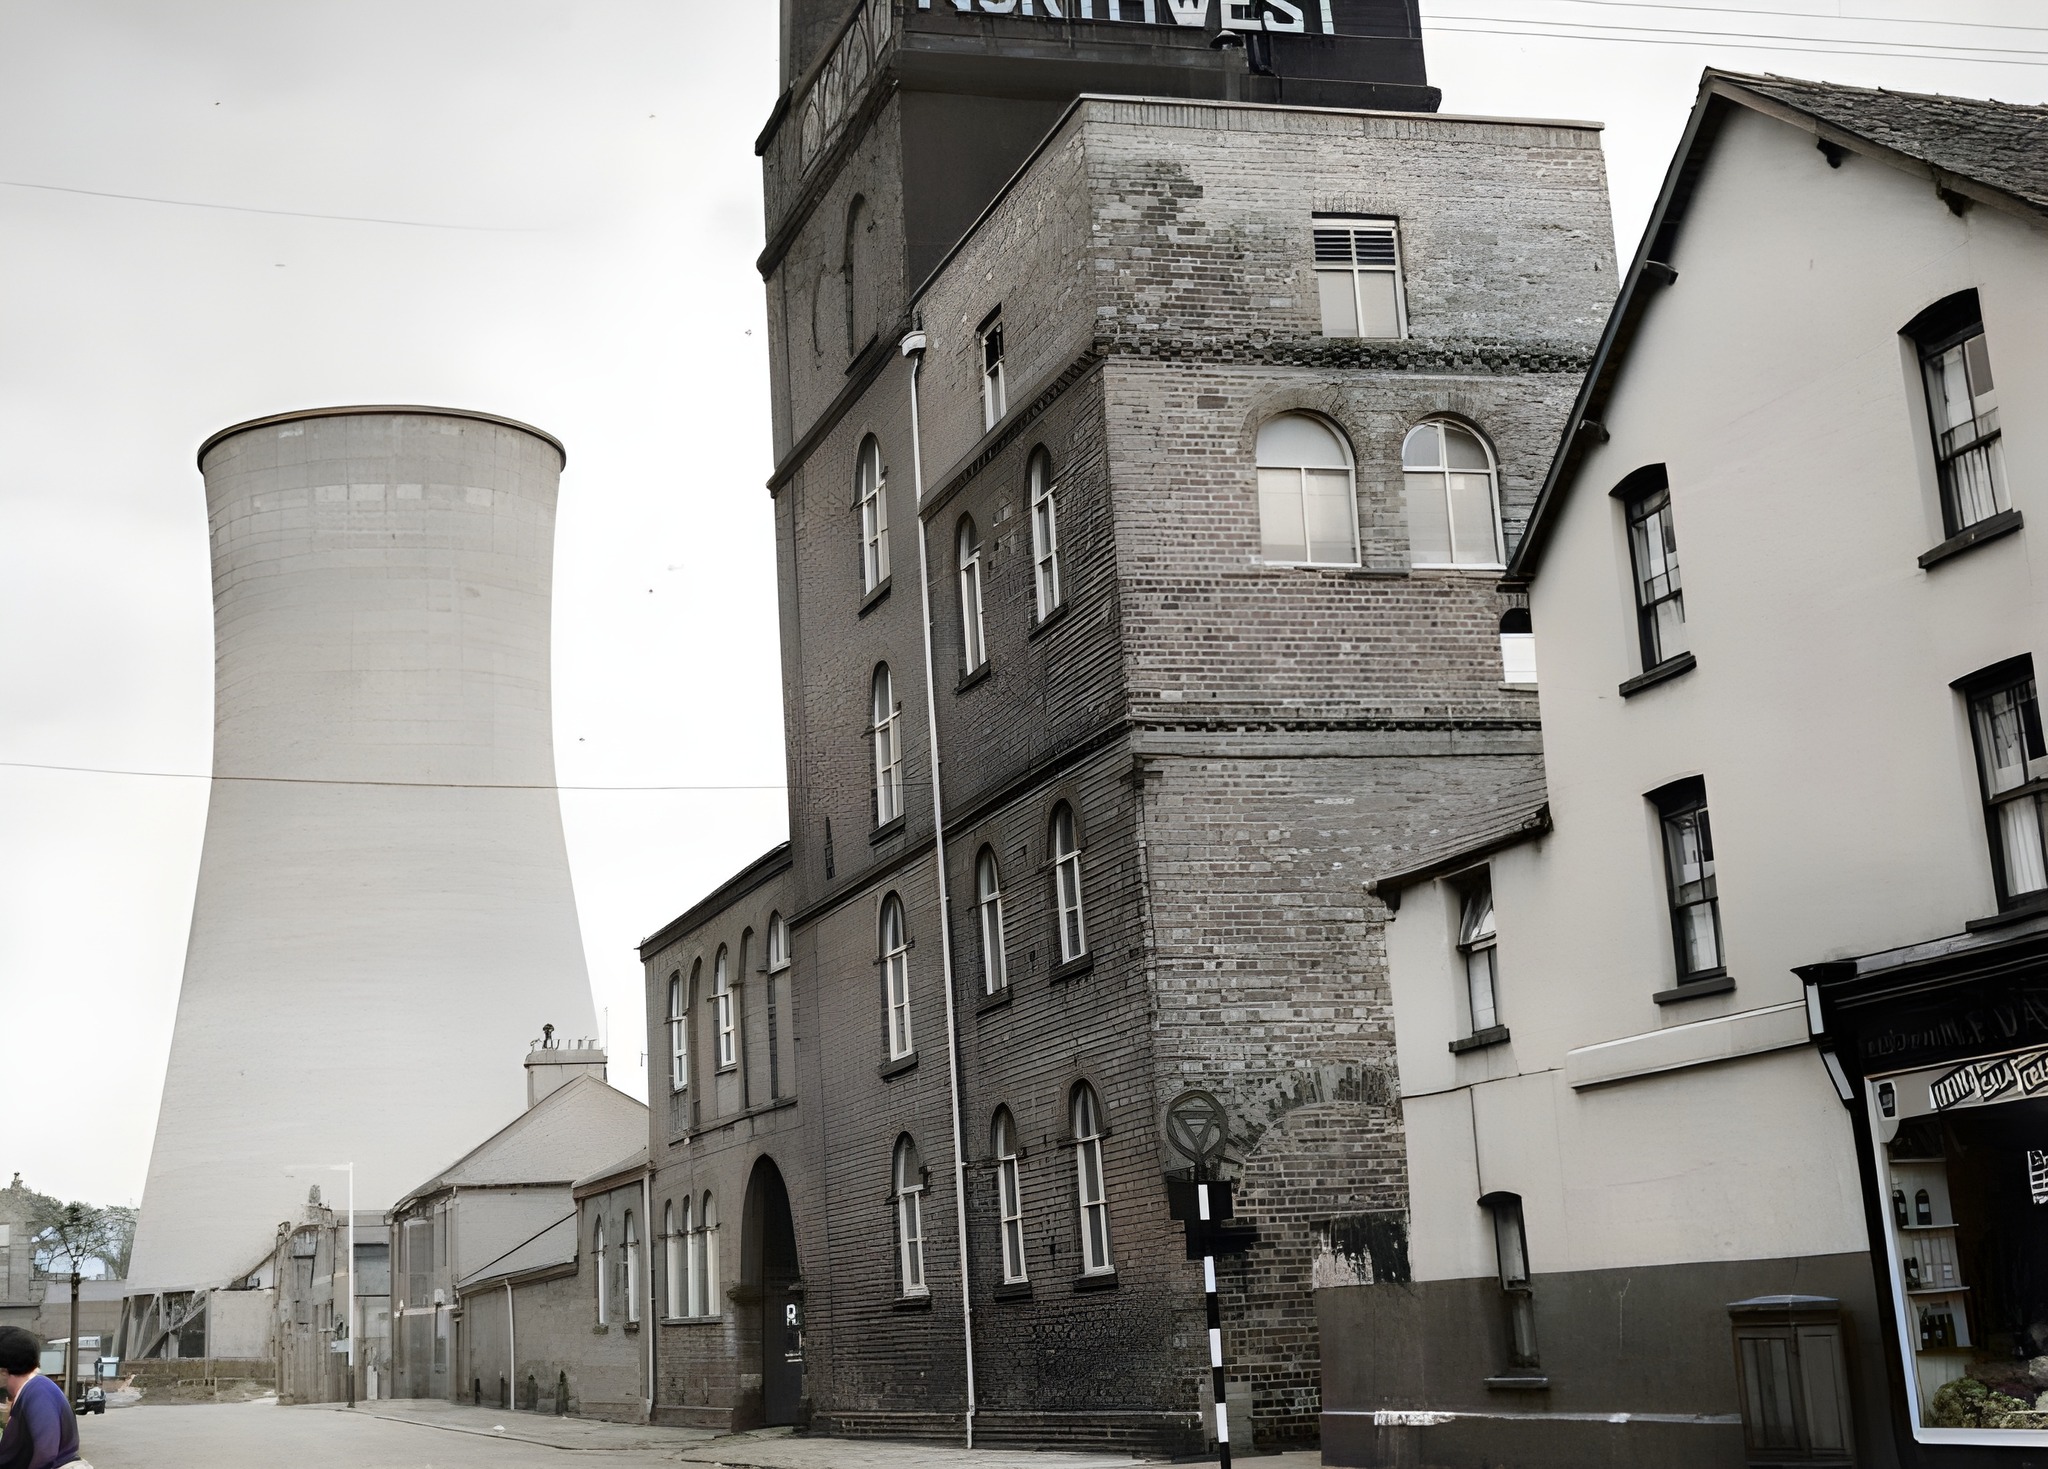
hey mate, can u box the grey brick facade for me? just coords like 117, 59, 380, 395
636, 6, 1613, 1452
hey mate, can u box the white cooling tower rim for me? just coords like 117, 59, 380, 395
198, 405, 566, 471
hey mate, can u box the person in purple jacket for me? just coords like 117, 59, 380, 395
0, 1327, 84, 1469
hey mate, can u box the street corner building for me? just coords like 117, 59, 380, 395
1327, 73, 2048, 1469
628, 0, 1617, 1455
121, 406, 599, 1382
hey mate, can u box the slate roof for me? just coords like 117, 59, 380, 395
1726, 73, 2048, 215
1367, 765, 1552, 902
456, 1211, 577, 1292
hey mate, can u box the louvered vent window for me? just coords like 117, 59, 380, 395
1314, 218, 1405, 339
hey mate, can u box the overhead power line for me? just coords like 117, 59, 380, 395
0, 758, 783, 793
1423, 16, 2048, 65
1473, 0, 2048, 38
1428, 10, 2048, 59
0, 178, 537, 231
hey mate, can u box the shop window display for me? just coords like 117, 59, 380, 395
1869, 1049, 2048, 1442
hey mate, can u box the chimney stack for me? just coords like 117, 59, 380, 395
525, 1023, 606, 1108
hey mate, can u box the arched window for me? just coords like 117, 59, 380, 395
872, 663, 902, 826
1402, 420, 1503, 568
701, 1192, 720, 1315
592, 1216, 608, 1325
880, 894, 913, 1059
856, 435, 889, 593
975, 847, 1007, 994
1071, 1084, 1112, 1275
1256, 413, 1358, 567
958, 515, 987, 673
1480, 1191, 1538, 1368
767, 912, 790, 972
1906, 288, 2006, 536
1029, 449, 1062, 619
666, 971, 687, 1092
992, 1108, 1026, 1284
622, 1210, 640, 1324
1498, 608, 1536, 688
663, 1201, 684, 1319
1050, 804, 1086, 963
1459, 879, 1499, 1034
678, 1197, 697, 1317
894, 1136, 927, 1296
713, 946, 736, 1069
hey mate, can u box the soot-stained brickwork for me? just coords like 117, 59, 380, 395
633, 18, 1614, 1450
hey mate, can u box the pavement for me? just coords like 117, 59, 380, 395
79, 1395, 1324, 1468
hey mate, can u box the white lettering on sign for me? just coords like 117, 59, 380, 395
919, 0, 1349, 32
1930, 1046, 2048, 1111
786, 1303, 800, 1326
2031, 1149, 2048, 1206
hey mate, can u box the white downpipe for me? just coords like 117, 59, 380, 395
506, 1279, 516, 1407
901, 327, 977, 1447
642, 1171, 655, 1421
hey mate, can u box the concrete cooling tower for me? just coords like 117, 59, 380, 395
127, 406, 597, 1293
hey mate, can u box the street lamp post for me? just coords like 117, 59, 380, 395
286, 1164, 355, 1407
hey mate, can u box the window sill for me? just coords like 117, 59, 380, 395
1618, 652, 1696, 698
869, 814, 906, 846
992, 1281, 1033, 1302
1485, 1375, 1550, 1392
1048, 953, 1094, 985
1073, 1271, 1119, 1293
666, 1313, 725, 1326
878, 1051, 919, 1081
623, 1321, 641, 1335
1919, 508, 2022, 570
892, 1293, 933, 1312
957, 662, 992, 694
976, 986, 1013, 1017
1652, 970, 1734, 1005
859, 576, 892, 617
1449, 1025, 1511, 1055
1964, 889, 2048, 932
714, 1064, 738, 1076
1027, 601, 1071, 641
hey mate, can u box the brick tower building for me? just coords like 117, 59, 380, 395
637, 2, 1614, 1450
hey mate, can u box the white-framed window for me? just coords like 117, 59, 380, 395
958, 515, 987, 674
1651, 777, 1723, 984
975, 846, 1007, 993
712, 946, 736, 1069
880, 893, 913, 1059
1459, 880, 1499, 1034
1071, 1083, 1113, 1276
856, 434, 889, 593
1965, 660, 2048, 905
622, 1209, 640, 1324
980, 312, 1006, 430
1029, 449, 1062, 619
699, 1192, 719, 1316
1256, 413, 1359, 567
894, 1136, 927, 1295
667, 970, 688, 1091
1619, 467, 1687, 671
993, 1108, 1027, 1284
1051, 803, 1086, 963
872, 663, 902, 826
680, 1197, 699, 1317
1499, 609, 1537, 688
663, 1201, 684, 1319
766, 912, 790, 972
592, 1216, 608, 1325
1314, 216, 1405, 339
1403, 420, 1503, 568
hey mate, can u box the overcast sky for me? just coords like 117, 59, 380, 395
3, 1, 2044, 1212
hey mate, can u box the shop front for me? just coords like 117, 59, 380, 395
1805, 915, 2048, 1463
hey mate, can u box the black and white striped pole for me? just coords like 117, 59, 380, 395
1200, 1182, 1231, 1469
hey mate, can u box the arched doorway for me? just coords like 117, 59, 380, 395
740, 1157, 804, 1426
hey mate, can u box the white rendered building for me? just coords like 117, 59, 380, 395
1323, 75, 2048, 1468
125, 408, 597, 1359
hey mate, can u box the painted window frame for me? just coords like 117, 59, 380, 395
1071, 1083, 1113, 1276
1480, 1191, 1539, 1370
1907, 290, 2008, 539
1312, 215, 1407, 339
667, 971, 688, 1092
958, 514, 988, 674
1651, 777, 1724, 984
1959, 656, 2048, 909
1618, 468, 1688, 672
894, 1136, 928, 1297
592, 1215, 608, 1325
713, 945, 737, 1070
880, 893, 914, 1059
976, 845, 1008, 994
766, 911, 790, 973
993, 1108, 1027, 1284
1402, 419, 1505, 570
856, 434, 889, 593
1256, 412, 1360, 569
663, 1201, 684, 1320
622, 1208, 640, 1324
980, 311, 1006, 431
1458, 876, 1500, 1034
872, 663, 903, 826
1029, 448, 1062, 620
1050, 804, 1087, 964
